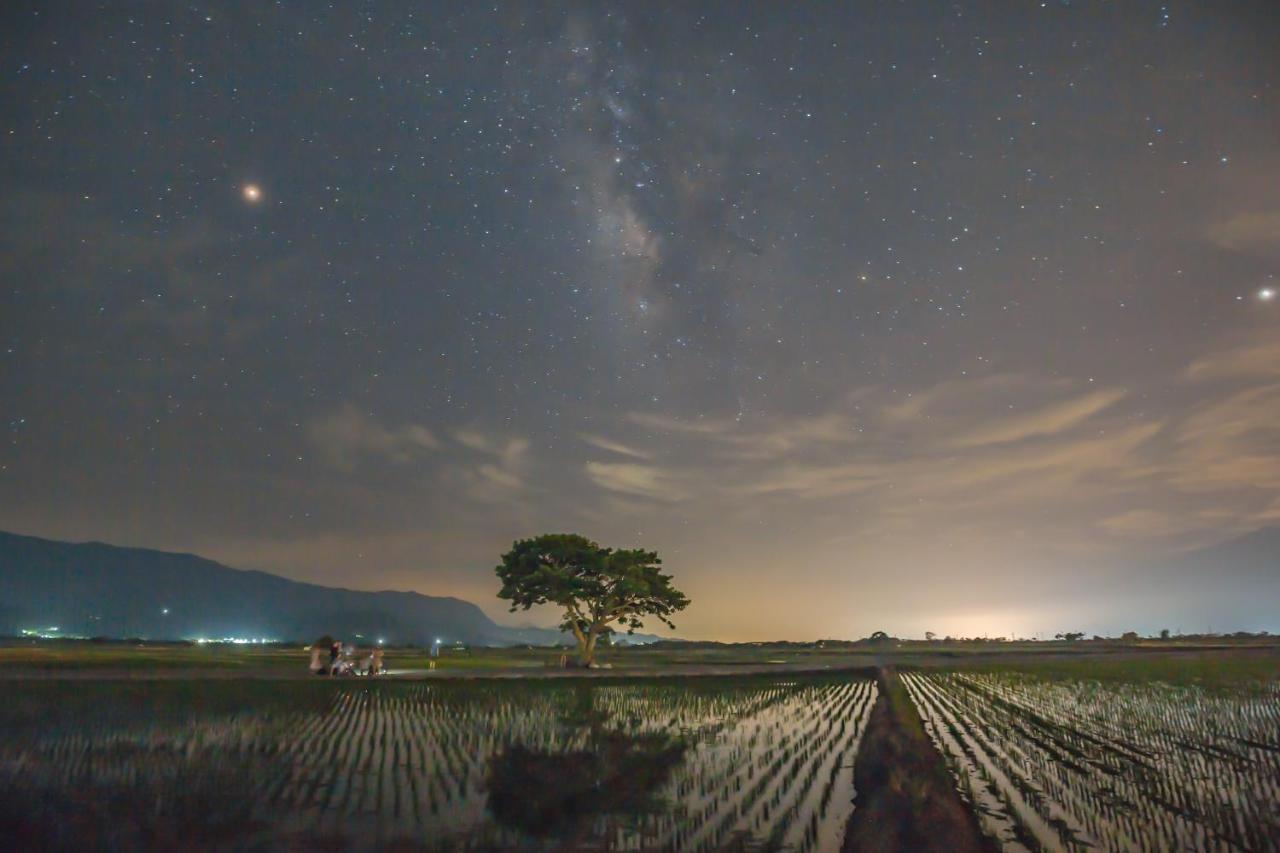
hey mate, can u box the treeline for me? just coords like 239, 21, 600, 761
643, 630, 1275, 650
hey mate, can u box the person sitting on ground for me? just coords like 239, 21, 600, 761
328, 641, 341, 674
309, 643, 327, 675
331, 643, 359, 676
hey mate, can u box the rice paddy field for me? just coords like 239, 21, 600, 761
3, 647, 1279, 851
903, 663, 1280, 851
0, 674, 876, 851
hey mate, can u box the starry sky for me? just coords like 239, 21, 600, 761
3, 2, 1279, 641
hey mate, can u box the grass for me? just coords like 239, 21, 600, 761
0, 639, 881, 672
2, 636, 1276, 679
0, 642, 555, 671
0, 643, 302, 669
953, 649, 1280, 690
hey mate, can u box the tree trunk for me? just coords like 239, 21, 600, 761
579, 630, 599, 667
568, 622, 587, 666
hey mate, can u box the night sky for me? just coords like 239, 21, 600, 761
3, 2, 1278, 640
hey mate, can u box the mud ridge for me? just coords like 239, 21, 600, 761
843, 667, 995, 853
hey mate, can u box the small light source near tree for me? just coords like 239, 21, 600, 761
495, 533, 691, 667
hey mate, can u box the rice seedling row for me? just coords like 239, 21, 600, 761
903, 670, 1280, 851
0, 675, 875, 850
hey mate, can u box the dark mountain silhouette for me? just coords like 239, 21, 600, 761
0, 530, 586, 646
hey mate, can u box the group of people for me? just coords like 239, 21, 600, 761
309, 639, 384, 677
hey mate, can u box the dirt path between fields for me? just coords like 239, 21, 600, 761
843, 667, 995, 853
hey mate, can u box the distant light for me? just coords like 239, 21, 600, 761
1259, 287, 1276, 302
377, 638, 384, 645
161, 608, 169, 615
21, 627, 68, 639
434, 638, 442, 644
242, 183, 263, 203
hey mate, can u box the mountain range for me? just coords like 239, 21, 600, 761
0, 530, 668, 647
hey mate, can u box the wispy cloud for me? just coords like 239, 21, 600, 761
628, 412, 734, 435
1206, 211, 1280, 253
308, 406, 440, 470
451, 429, 532, 502
454, 430, 530, 469
879, 374, 1033, 424
578, 339, 1280, 550
584, 461, 688, 501
1101, 509, 1185, 538
1164, 334, 1280, 531
627, 411, 860, 459
721, 413, 862, 459
1169, 383, 1280, 496
729, 419, 1159, 505
580, 433, 652, 459
947, 388, 1127, 448
0, 191, 314, 352
1185, 337, 1280, 381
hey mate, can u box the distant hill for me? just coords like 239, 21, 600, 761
0, 530, 668, 647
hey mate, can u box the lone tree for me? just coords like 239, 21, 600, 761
496, 534, 690, 667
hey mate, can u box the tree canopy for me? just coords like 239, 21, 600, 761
495, 533, 690, 666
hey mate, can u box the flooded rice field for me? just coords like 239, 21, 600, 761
0, 674, 876, 851
903, 670, 1280, 851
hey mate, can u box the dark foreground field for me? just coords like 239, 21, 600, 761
0, 642, 1277, 851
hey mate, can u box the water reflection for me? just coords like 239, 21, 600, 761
0, 676, 875, 851
486, 736, 686, 839
487, 685, 688, 841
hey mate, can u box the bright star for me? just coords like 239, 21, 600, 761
1259, 287, 1276, 302
242, 183, 263, 203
